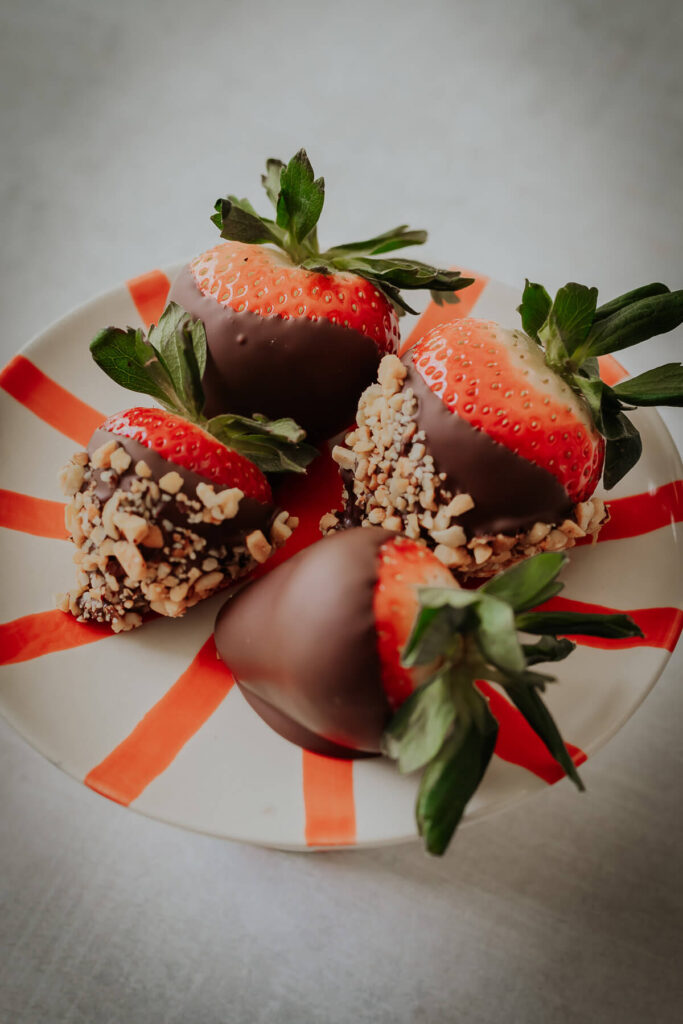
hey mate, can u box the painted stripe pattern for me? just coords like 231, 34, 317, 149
0, 355, 104, 445
0, 489, 67, 539
302, 752, 356, 846
399, 270, 489, 356
0, 609, 111, 666
126, 270, 171, 327
84, 636, 234, 806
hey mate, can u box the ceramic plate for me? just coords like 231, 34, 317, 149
1, 267, 681, 850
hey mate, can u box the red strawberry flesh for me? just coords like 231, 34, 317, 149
373, 535, 456, 709
411, 319, 604, 503
103, 407, 271, 503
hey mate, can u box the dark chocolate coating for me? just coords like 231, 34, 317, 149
214, 527, 391, 757
405, 363, 572, 535
168, 264, 383, 441
88, 429, 276, 547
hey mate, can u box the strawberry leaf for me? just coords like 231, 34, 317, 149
516, 609, 644, 639
601, 412, 643, 489
90, 325, 181, 412
584, 289, 683, 357
325, 225, 428, 257
504, 681, 584, 790
211, 196, 285, 248
206, 413, 318, 474
261, 158, 285, 210
430, 290, 462, 307
481, 551, 568, 612
151, 303, 207, 419
540, 283, 598, 361
518, 279, 552, 343
611, 364, 683, 406
593, 282, 670, 322
382, 671, 457, 773
416, 705, 498, 856
521, 636, 576, 665
474, 595, 525, 674
276, 149, 325, 247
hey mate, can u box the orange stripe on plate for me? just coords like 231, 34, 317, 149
400, 269, 489, 356
540, 596, 683, 652
598, 354, 628, 386
595, 481, 683, 543
0, 489, 67, 539
0, 609, 110, 666
84, 636, 234, 806
303, 751, 356, 846
0, 355, 104, 445
126, 270, 171, 327
478, 681, 586, 785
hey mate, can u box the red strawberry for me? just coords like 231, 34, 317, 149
329, 280, 683, 577
167, 149, 473, 440
102, 407, 271, 502
59, 305, 317, 632
411, 319, 604, 503
214, 527, 640, 854
373, 534, 454, 709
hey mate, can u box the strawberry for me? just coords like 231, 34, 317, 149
58, 304, 316, 632
328, 280, 683, 577
214, 527, 641, 854
101, 407, 271, 502
167, 148, 473, 440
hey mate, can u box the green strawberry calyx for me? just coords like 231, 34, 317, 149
518, 280, 683, 489
211, 148, 474, 316
381, 552, 643, 856
90, 302, 318, 474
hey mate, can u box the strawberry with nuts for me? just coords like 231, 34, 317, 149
325, 280, 683, 576
214, 527, 642, 854
167, 148, 473, 441
57, 303, 316, 632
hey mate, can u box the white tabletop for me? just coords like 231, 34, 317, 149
1, 1, 682, 1021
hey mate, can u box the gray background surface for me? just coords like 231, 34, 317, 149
1, 1, 682, 1021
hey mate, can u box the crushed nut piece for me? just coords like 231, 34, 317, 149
246, 530, 272, 564
110, 448, 132, 475
159, 471, 184, 495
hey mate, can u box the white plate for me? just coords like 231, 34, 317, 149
0, 267, 681, 850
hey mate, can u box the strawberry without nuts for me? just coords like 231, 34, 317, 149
214, 528, 642, 854
329, 279, 683, 577
167, 148, 473, 440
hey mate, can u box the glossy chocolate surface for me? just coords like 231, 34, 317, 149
405, 362, 572, 535
168, 264, 383, 441
88, 429, 276, 547
214, 527, 391, 756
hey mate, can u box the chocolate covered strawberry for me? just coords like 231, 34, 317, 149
214, 528, 641, 854
58, 304, 315, 632
167, 148, 472, 440
327, 280, 683, 576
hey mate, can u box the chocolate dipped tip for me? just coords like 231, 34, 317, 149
214, 527, 393, 755
168, 263, 385, 442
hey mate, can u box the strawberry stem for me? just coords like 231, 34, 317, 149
381, 552, 643, 856
518, 279, 683, 489
212, 149, 474, 316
